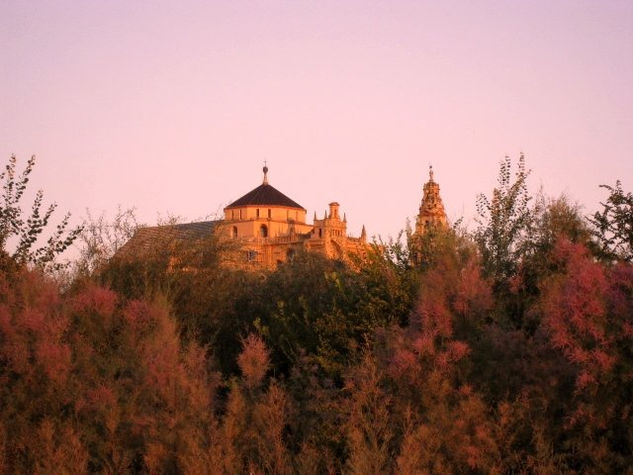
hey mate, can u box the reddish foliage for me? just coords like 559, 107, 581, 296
454, 259, 493, 316
447, 340, 470, 361
19, 270, 61, 311
123, 299, 158, 336
411, 333, 435, 357
404, 252, 488, 378
0, 270, 70, 382
606, 262, 633, 330
86, 385, 117, 410
36, 341, 71, 384
71, 285, 117, 318
389, 348, 417, 379
415, 266, 452, 335
0, 303, 29, 374
22, 308, 47, 333
541, 240, 614, 387
237, 334, 270, 389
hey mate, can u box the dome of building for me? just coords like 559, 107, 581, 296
225, 166, 305, 210
225, 183, 305, 210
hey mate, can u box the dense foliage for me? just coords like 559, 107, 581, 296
1, 154, 632, 473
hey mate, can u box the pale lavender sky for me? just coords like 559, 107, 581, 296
2, 0, 632, 241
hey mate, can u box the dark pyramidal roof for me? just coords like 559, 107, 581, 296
225, 168, 305, 210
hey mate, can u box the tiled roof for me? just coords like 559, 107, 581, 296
117, 220, 219, 257
225, 183, 305, 210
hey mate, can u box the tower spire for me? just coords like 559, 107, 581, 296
262, 161, 269, 185
414, 165, 447, 236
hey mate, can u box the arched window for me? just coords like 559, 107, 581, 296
232, 226, 238, 238
259, 224, 268, 238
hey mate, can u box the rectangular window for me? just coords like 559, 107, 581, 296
256, 209, 260, 218
268, 209, 271, 218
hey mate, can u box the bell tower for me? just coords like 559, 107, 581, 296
414, 165, 447, 236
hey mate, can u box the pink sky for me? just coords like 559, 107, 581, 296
2, 1, 632, 243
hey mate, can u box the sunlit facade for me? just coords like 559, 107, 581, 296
220, 166, 368, 268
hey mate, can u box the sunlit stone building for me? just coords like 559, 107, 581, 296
120, 164, 448, 270
220, 165, 368, 268
120, 165, 369, 269
414, 166, 448, 235
409, 166, 449, 264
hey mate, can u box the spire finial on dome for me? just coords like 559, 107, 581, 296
263, 160, 269, 185
429, 164, 434, 182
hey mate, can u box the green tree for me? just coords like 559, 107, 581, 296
475, 154, 533, 285
256, 247, 414, 380
589, 180, 633, 262
0, 155, 82, 272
